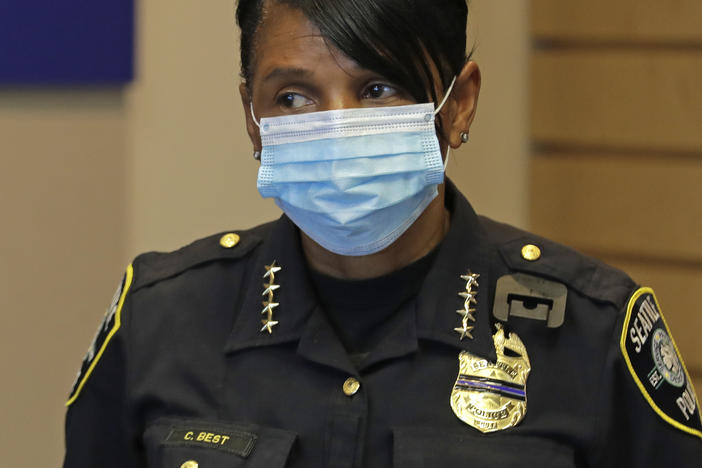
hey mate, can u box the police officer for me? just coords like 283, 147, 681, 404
64, 0, 702, 466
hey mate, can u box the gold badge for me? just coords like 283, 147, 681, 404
450, 323, 531, 433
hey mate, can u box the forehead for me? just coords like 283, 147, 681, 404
253, 2, 362, 79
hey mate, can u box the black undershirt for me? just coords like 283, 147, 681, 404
308, 247, 439, 368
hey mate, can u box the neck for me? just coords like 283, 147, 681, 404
301, 183, 450, 280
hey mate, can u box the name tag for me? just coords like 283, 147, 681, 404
164, 426, 257, 457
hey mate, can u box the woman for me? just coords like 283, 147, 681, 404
64, 1, 701, 466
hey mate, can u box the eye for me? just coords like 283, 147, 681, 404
276, 92, 313, 109
362, 83, 398, 100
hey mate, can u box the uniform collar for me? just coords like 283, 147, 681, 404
225, 214, 318, 352
224, 179, 497, 365
414, 180, 497, 362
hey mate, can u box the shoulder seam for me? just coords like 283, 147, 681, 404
486, 225, 636, 309
130, 228, 268, 292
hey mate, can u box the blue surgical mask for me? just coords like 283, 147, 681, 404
251, 78, 455, 256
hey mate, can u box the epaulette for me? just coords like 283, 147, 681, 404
481, 217, 636, 309
130, 221, 274, 292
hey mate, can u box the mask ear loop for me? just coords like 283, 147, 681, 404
433, 76, 457, 116
249, 102, 263, 160
250, 101, 261, 129
433, 76, 457, 172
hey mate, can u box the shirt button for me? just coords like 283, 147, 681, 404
343, 377, 361, 396
181, 461, 198, 468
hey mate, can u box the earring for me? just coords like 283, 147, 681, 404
253, 151, 261, 161
460, 132, 470, 143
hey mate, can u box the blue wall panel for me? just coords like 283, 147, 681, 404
0, 0, 134, 84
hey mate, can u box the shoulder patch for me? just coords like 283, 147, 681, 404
620, 287, 702, 438
66, 264, 134, 406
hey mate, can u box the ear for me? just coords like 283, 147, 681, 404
441, 61, 481, 149
239, 83, 262, 152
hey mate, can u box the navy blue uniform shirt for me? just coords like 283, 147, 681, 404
64, 181, 702, 467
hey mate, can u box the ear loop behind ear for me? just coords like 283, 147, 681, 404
250, 102, 262, 160
433, 76, 457, 116
433, 76, 457, 173
250, 102, 261, 129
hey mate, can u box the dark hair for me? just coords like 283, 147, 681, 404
236, 0, 470, 104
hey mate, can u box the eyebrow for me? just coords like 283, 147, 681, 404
262, 67, 314, 83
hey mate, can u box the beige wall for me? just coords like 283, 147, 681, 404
125, 0, 278, 255
463, 0, 530, 229
0, 1, 529, 466
0, 90, 127, 465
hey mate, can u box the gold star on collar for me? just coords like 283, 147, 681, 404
260, 261, 281, 334
455, 271, 480, 341
456, 308, 477, 321
264, 262, 282, 278
461, 273, 480, 288
262, 283, 280, 297
261, 301, 279, 315
454, 323, 474, 340
458, 291, 478, 305
261, 319, 279, 334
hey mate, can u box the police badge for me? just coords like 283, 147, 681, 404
450, 323, 531, 433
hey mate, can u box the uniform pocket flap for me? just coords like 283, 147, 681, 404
393, 426, 575, 468
144, 418, 297, 467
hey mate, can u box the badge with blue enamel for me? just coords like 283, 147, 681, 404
621, 287, 702, 438
450, 323, 531, 433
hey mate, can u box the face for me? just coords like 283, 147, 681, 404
240, 1, 481, 153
